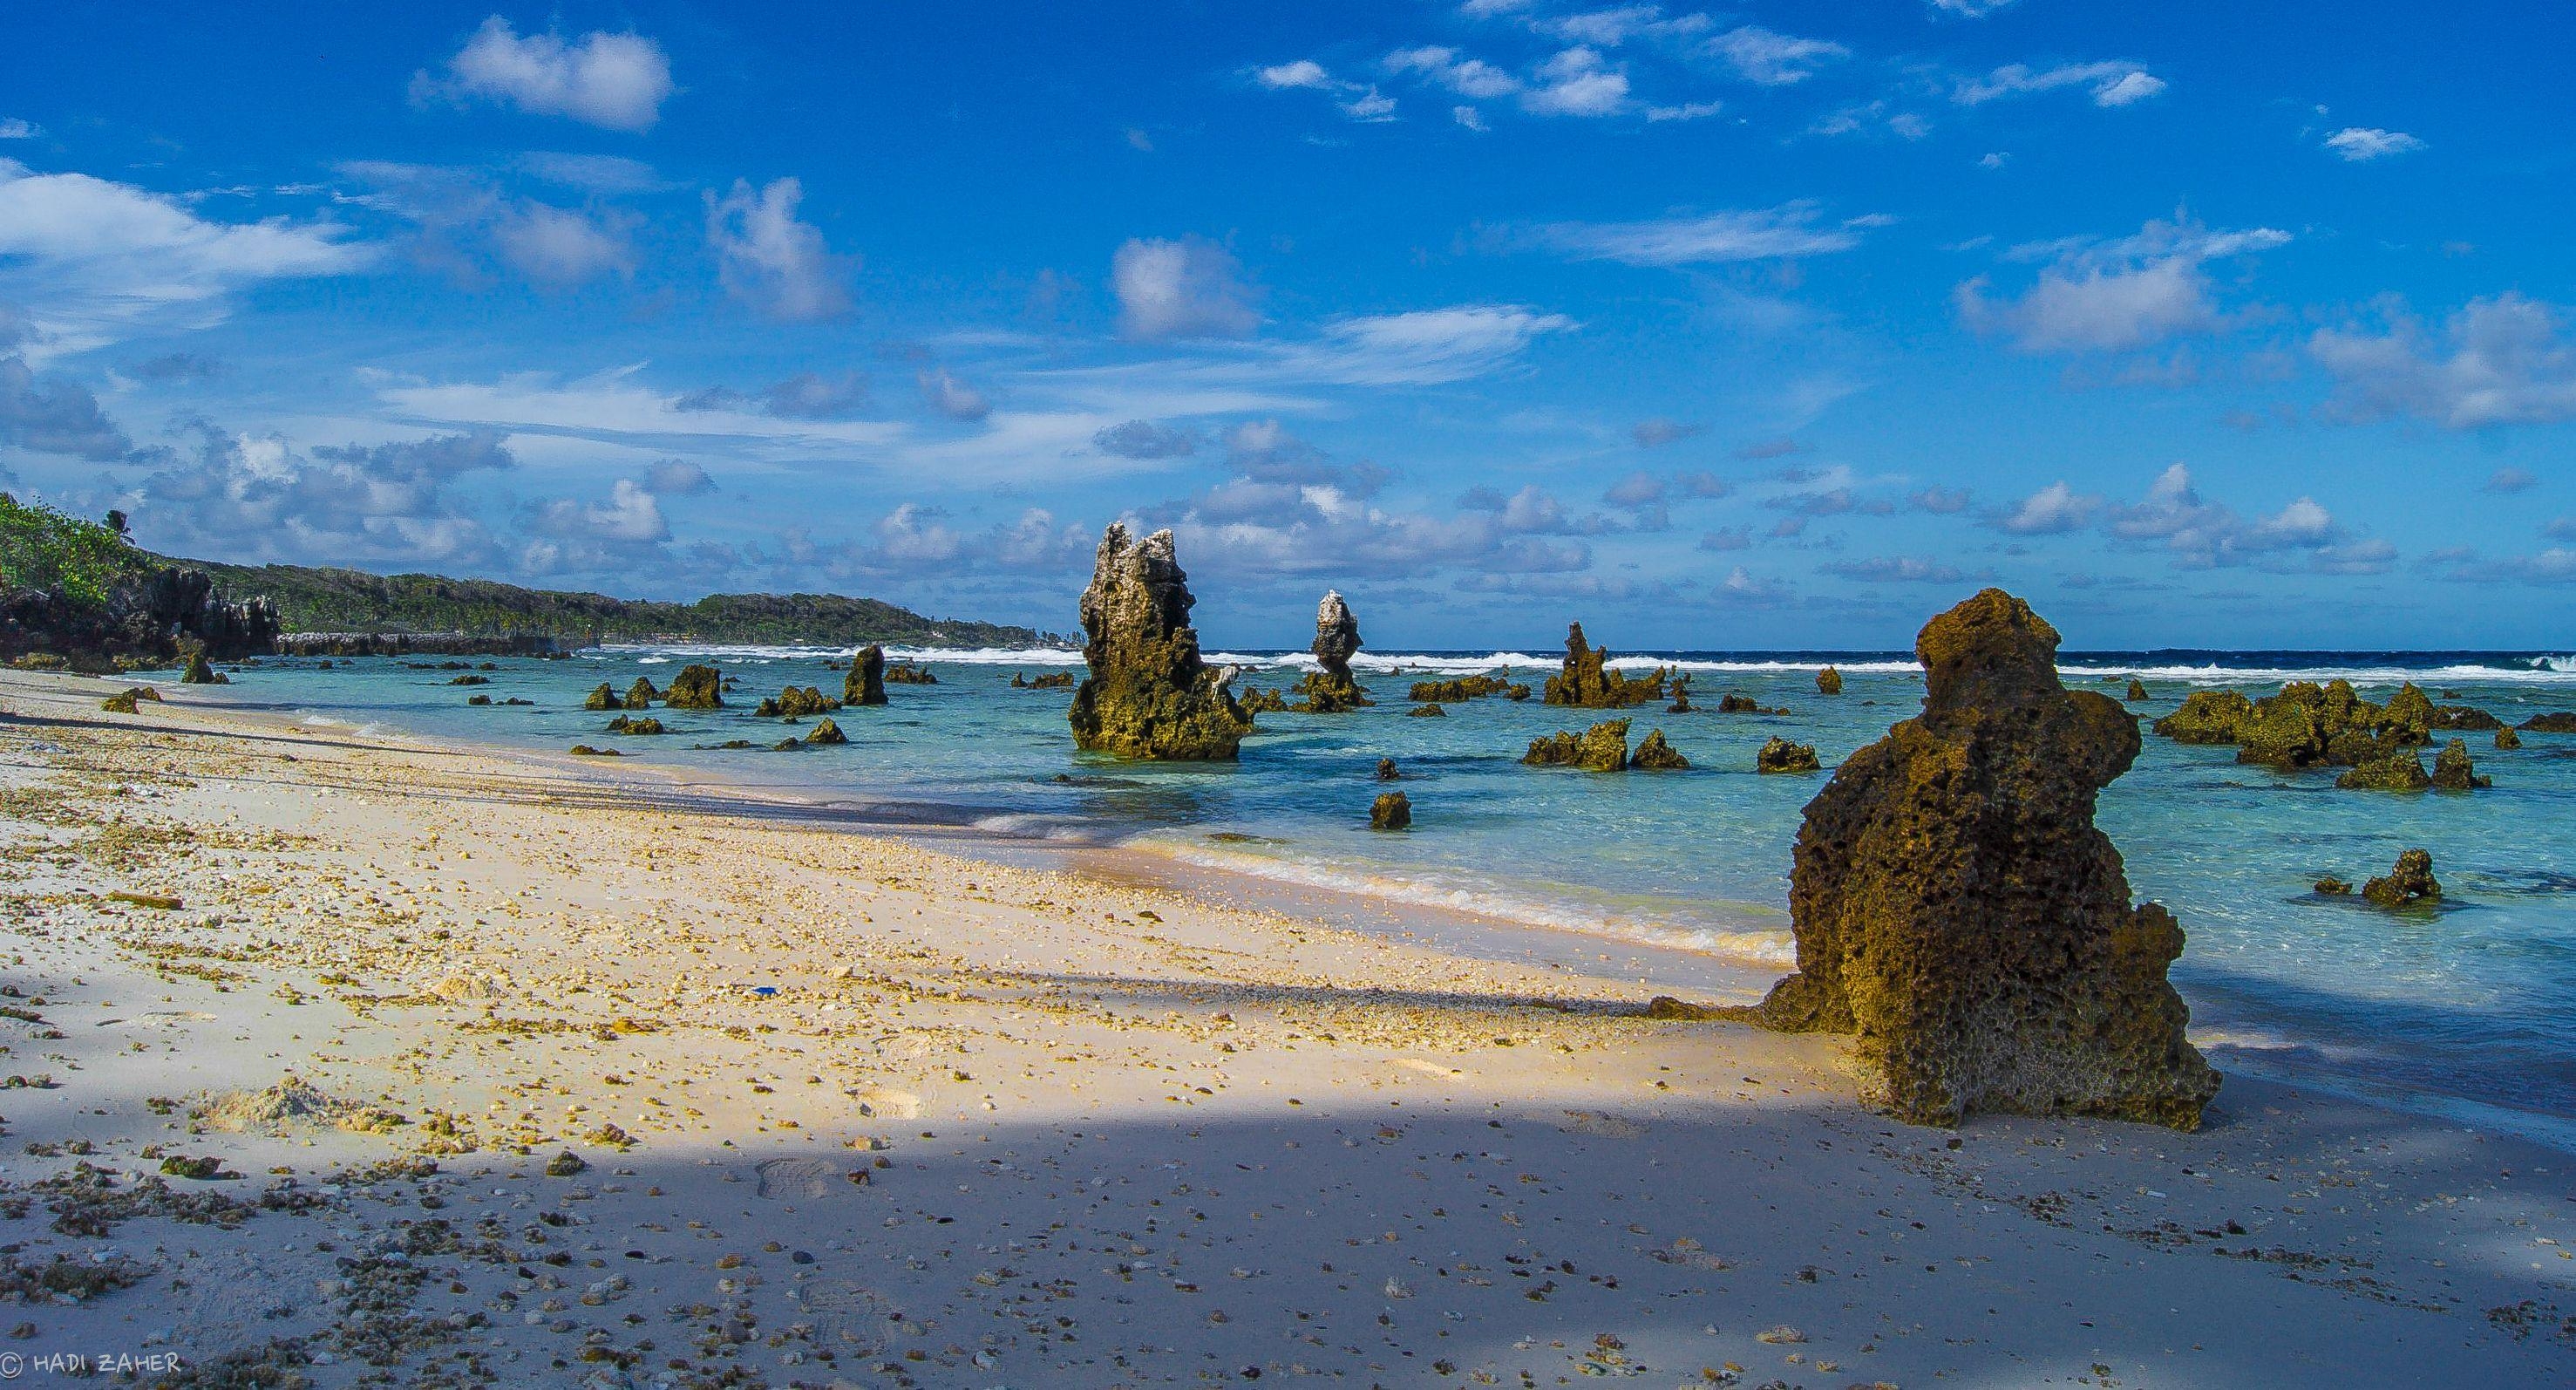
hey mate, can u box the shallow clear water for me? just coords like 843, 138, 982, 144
172, 644, 2576, 1142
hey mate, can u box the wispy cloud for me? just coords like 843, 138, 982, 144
2324, 126, 2425, 161
1705, 26, 1849, 85
1954, 60, 2165, 108
1957, 216, 2289, 352
1534, 201, 1866, 267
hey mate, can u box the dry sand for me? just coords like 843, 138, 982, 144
0, 665, 2570, 1388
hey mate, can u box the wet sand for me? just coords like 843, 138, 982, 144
1, 666, 2571, 1387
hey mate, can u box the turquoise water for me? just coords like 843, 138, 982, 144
171, 644, 2576, 1142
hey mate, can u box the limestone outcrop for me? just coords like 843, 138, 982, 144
1542, 624, 1669, 708
2335, 751, 2430, 791
756, 686, 839, 719
1630, 729, 1689, 770
1370, 792, 1411, 831
1375, 757, 1400, 780
2362, 849, 2440, 908
845, 646, 887, 706
1751, 588, 2219, 1131
623, 677, 661, 709
181, 652, 226, 685
1816, 666, 1843, 696
2126, 678, 2150, 703
2521, 712, 2576, 733
1066, 524, 1252, 760
582, 683, 618, 712
1409, 674, 1526, 702
1237, 687, 1288, 716
884, 662, 938, 685
2431, 738, 2491, 790
804, 717, 848, 746
2497, 727, 2523, 750
1406, 703, 1445, 718
2152, 679, 2468, 775
1757, 736, 1821, 773
1295, 590, 1370, 712
1665, 675, 1695, 713
1522, 719, 1632, 772
663, 664, 724, 710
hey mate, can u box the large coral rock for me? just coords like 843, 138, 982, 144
180, 652, 227, 685
1752, 589, 2219, 1130
1542, 624, 1669, 707
623, 677, 661, 709
1817, 666, 1843, 696
2335, 751, 2430, 791
1522, 719, 1631, 771
2362, 848, 2440, 908
2520, 712, 2576, 733
1756, 736, 1821, 773
1370, 791, 1411, 831
582, 683, 619, 712
663, 664, 724, 710
757, 685, 839, 719
1631, 729, 1690, 770
1295, 590, 1371, 712
2430, 738, 2491, 790
1067, 525, 1252, 760
845, 645, 887, 706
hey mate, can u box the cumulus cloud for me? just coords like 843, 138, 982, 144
1631, 419, 1703, 448
1386, 46, 1523, 99
1706, 26, 1848, 85
528, 477, 669, 546
2103, 463, 2377, 570
1954, 61, 2165, 107
643, 459, 716, 495
1909, 485, 1972, 514
1111, 235, 1260, 340
133, 428, 513, 567
0, 356, 129, 460
1092, 419, 1197, 460
2325, 127, 2425, 161
915, 367, 991, 422
1989, 480, 2098, 535
705, 177, 852, 321
1535, 201, 1863, 267
415, 17, 674, 132
1697, 527, 1751, 550
1521, 48, 1629, 117
2309, 293, 2576, 429
1956, 216, 2289, 352
1602, 470, 1665, 507
1254, 58, 1400, 121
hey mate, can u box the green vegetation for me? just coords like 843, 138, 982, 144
182, 561, 1050, 648
0, 494, 151, 608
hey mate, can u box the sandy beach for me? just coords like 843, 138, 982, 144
0, 665, 2570, 1388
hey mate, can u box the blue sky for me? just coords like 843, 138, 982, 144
2, 2, 2572, 649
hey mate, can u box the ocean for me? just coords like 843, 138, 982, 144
177, 644, 2576, 1147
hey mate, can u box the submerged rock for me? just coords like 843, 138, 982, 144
568, 745, 622, 757
2497, 726, 2524, 750
1375, 757, 1400, 780
180, 652, 226, 685
1406, 703, 1446, 718
605, 714, 667, 735
2335, 751, 2430, 791
664, 664, 724, 710
1752, 588, 2219, 1131
885, 662, 939, 685
1631, 729, 1690, 770
2314, 876, 2353, 896
1757, 736, 1821, 774
1817, 666, 1843, 696
2362, 848, 2440, 909
1370, 791, 1411, 831
2153, 690, 2253, 744
2126, 678, 2150, 703
2431, 738, 2491, 790
623, 677, 661, 709
846, 644, 888, 706
1542, 624, 1669, 708
1523, 719, 1630, 772
2431, 705, 2504, 732
1067, 524, 1251, 760
1295, 590, 1372, 712
1013, 671, 1076, 690
582, 683, 619, 711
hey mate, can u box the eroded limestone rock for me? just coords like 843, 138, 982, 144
1370, 791, 1411, 831
1751, 588, 2219, 1130
663, 664, 724, 710
1523, 719, 1630, 772
1542, 624, 1668, 708
1817, 666, 1843, 696
1066, 524, 1251, 760
1756, 736, 1821, 774
2362, 848, 2440, 909
1295, 590, 1371, 712
845, 646, 887, 706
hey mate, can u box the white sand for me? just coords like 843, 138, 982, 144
0, 665, 2570, 1387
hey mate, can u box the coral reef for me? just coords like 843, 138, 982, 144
1066, 524, 1252, 760
1522, 719, 1631, 772
2362, 848, 2440, 909
1408, 674, 1526, 702
1542, 624, 1669, 707
1751, 588, 2219, 1131
1757, 737, 1821, 774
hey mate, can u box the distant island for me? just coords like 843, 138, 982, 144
1, 494, 1054, 666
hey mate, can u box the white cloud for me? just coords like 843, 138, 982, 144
0, 159, 370, 353
1300, 305, 1575, 385
2310, 293, 2576, 429
1093, 419, 1197, 460
1256, 59, 1334, 91
1954, 61, 2165, 107
416, 17, 674, 132
1991, 480, 2099, 535
2101, 463, 2375, 570
1707, 26, 1849, 85
133, 428, 513, 568
1454, 105, 1491, 132
1521, 48, 1628, 117
530, 476, 669, 545
0, 119, 37, 140
2324, 126, 2426, 161
1386, 46, 1523, 99
1536, 201, 1864, 267
916, 367, 991, 422
377, 365, 906, 454
1822, 555, 1974, 583
490, 201, 634, 285
1647, 100, 1723, 122
1929, 0, 2017, 14
1958, 216, 2288, 352
1111, 235, 1261, 340
704, 177, 851, 321
643, 460, 715, 495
